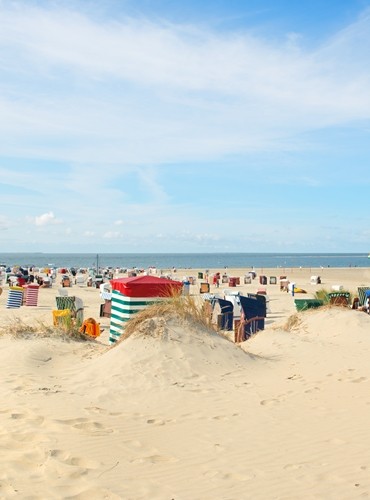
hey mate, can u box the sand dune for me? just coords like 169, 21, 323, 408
1, 268, 370, 498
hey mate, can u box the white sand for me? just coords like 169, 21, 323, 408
0, 267, 370, 499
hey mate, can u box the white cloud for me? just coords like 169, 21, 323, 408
29, 211, 61, 226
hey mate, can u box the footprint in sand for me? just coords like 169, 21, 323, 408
351, 377, 367, 383
203, 470, 254, 482
54, 417, 113, 434
286, 374, 303, 381
130, 454, 178, 464
210, 414, 239, 421
304, 386, 321, 394
84, 406, 124, 417
122, 439, 144, 451
146, 419, 165, 425
49, 449, 100, 469
146, 418, 176, 425
221, 472, 255, 482
284, 463, 305, 471
7, 428, 48, 444
8, 412, 45, 426
260, 398, 280, 406
10, 413, 27, 420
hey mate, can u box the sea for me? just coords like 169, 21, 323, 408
0, 253, 369, 271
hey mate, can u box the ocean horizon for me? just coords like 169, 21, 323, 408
0, 252, 369, 270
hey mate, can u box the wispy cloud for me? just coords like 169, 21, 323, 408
0, 2, 370, 167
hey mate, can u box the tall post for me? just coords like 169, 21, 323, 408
96, 254, 99, 274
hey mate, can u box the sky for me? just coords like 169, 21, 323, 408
0, 0, 370, 254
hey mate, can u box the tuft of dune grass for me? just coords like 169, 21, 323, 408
281, 300, 355, 333
282, 313, 302, 332
118, 294, 218, 343
0, 319, 88, 342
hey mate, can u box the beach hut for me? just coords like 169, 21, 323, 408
109, 275, 183, 344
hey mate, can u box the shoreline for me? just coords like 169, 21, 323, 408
1, 251, 369, 272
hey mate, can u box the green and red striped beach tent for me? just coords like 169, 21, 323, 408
109, 275, 183, 344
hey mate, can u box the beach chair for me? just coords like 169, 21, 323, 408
61, 276, 71, 287
236, 295, 266, 342
55, 296, 84, 326
212, 298, 233, 331
280, 279, 289, 291
100, 299, 112, 318
327, 292, 350, 307
74, 297, 84, 325
52, 309, 72, 327
99, 283, 112, 299
94, 275, 104, 288
358, 287, 370, 307
248, 293, 267, 317
223, 294, 242, 319
75, 274, 86, 286
365, 291, 370, 313
294, 299, 323, 311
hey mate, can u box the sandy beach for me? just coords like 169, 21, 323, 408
1, 266, 370, 499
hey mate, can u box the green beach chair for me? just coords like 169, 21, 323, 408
294, 299, 324, 312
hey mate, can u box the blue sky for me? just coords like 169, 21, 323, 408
0, 0, 370, 253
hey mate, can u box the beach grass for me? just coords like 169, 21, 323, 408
0, 319, 88, 341
119, 294, 217, 342
282, 313, 302, 332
